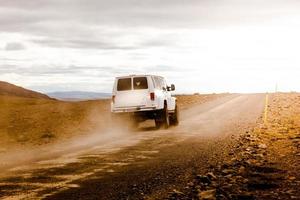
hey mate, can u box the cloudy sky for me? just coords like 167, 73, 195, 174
0, 0, 300, 93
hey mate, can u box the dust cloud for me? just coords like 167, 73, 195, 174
0, 112, 142, 173
0, 94, 228, 173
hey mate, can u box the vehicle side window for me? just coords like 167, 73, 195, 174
153, 77, 160, 89
117, 78, 132, 91
151, 77, 157, 89
159, 78, 166, 90
133, 77, 148, 90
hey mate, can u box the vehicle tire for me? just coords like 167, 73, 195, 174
162, 103, 170, 129
170, 105, 179, 126
154, 104, 169, 129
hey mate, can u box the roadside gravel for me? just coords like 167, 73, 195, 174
168, 93, 300, 200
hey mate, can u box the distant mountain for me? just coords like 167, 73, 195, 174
0, 81, 51, 99
47, 91, 111, 100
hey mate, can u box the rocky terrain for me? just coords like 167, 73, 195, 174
168, 93, 300, 199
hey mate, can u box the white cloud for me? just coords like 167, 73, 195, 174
0, 0, 300, 93
4, 42, 26, 51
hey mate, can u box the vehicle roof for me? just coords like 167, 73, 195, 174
115, 74, 164, 79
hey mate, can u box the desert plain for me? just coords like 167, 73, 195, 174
0, 83, 299, 200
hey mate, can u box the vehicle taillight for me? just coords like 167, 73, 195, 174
150, 92, 155, 101
112, 95, 115, 103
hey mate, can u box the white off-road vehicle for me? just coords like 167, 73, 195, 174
111, 75, 178, 129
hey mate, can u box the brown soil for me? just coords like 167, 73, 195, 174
0, 94, 225, 151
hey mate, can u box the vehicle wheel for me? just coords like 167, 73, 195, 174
170, 105, 179, 126
155, 104, 170, 129
162, 104, 170, 129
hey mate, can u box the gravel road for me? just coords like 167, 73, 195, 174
0, 94, 266, 200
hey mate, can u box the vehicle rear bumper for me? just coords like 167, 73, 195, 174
112, 106, 157, 113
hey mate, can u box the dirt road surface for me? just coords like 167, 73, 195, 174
0, 94, 266, 200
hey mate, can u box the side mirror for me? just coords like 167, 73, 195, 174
171, 84, 175, 91
167, 84, 175, 91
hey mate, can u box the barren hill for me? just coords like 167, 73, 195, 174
0, 81, 51, 99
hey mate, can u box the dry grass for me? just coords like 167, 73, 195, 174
0, 95, 110, 149
0, 94, 227, 150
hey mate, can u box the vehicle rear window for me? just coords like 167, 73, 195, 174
133, 77, 148, 90
117, 78, 131, 91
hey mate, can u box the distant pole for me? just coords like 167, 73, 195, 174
275, 83, 278, 93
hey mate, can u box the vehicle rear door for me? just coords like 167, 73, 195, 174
114, 77, 150, 108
